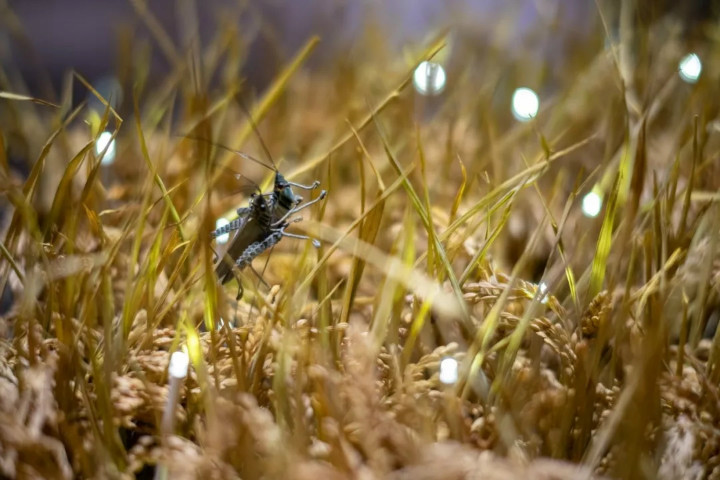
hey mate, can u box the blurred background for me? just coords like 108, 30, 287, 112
2, 0, 717, 176
3, 1, 715, 107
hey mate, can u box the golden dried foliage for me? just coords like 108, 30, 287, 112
1, 3, 720, 479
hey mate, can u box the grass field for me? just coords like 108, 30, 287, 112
1, 3, 720, 479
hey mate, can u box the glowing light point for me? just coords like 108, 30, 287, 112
538, 282, 549, 304
678, 53, 702, 84
439, 357, 459, 385
582, 191, 603, 218
413, 61, 447, 95
215, 218, 230, 244
511, 87, 539, 122
96, 131, 116, 165
168, 351, 189, 379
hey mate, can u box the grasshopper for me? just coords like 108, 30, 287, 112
200, 130, 326, 291
200, 99, 326, 293
212, 168, 326, 285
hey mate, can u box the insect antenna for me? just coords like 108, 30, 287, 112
231, 171, 265, 197
235, 95, 283, 315
235, 94, 279, 172
179, 134, 277, 174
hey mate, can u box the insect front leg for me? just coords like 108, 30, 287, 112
272, 190, 327, 226
287, 180, 321, 191
271, 221, 322, 247
280, 230, 321, 248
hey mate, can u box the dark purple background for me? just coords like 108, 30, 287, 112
2, 0, 715, 101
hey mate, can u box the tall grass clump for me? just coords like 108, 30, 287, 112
1, 2, 720, 479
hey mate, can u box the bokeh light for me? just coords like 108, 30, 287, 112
582, 191, 603, 218
439, 357, 459, 385
215, 218, 231, 244
511, 87, 539, 121
538, 281, 549, 304
96, 131, 116, 165
413, 61, 446, 95
169, 351, 189, 379
678, 53, 702, 84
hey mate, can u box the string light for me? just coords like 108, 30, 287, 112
168, 351, 189, 380
582, 191, 603, 218
439, 357, 459, 385
538, 282, 549, 304
96, 131, 116, 165
511, 87, 539, 122
413, 61, 447, 95
678, 53, 702, 84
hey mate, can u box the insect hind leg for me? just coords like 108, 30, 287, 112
234, 231, 284, 270
211, 217, 248, 238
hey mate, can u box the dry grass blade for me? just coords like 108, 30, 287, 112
459, 190, 516, 285
449, 155, 467, 224
296, 166, 412, 294
0, 90, 59, 107
679, 116, 698, 238
465, 215, 550, 403
339, 124, 387, 327
417, 133, 438, 274
0, 239, 23, 284
443, 134, 596, 240
133, 87, 185, 242
21, 103, 85, 202
340, 195, 385, 325
370, 209, 415, 349
307, 220, 465, 321
73, 72, 122, 123
288, 35, 447, 180
699, 205, 720, 372
0, 127, 7, 177
589, 167, 622, 300
373, 115, 471, 330
42, 142, 94, 239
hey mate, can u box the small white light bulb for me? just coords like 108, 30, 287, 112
169, 351, 189, 380
511, 87, 540, 122
678, 53, 702, 84
439, 357, 459, 385
582, 191, 603, 218
538, 282, 549, 304
413, 61, 447, 95
96, 131, 116, 165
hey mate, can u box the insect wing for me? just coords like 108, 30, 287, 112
214, 214, 266, 284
